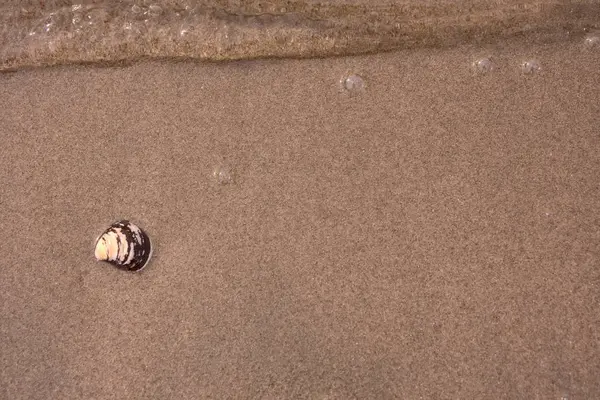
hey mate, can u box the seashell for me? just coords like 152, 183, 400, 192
94, 220, 152, 271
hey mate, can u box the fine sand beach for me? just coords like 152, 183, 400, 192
1, 0, 600, 398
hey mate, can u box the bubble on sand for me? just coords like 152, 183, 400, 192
213, 165, 235, 185
584, 32, 600, 48
341, 74, 366, 94
473, 57, 495, 74
520, 60, 541, 74
85, 8, 108, 25
148, 5, 163, 17
179, 25, 190, 36
72, 13, 82, 27
29, 14, 59, 36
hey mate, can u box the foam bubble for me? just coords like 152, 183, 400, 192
342, 74, 366, 93
148, 5, 163, 17
213, 165, 234, 185
520, 60, 541, 74
473, 57, 495, 74
584, 32, 600, 48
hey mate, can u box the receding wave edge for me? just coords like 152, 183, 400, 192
0, 0, 598, 71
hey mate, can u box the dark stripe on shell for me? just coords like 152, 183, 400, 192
99, 220, 151, 271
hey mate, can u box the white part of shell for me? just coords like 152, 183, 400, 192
94, 236, 109, 260
94, 231, 119, 261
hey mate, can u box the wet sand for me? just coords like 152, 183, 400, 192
1, 0, 599, 71
2, 8, 600, 400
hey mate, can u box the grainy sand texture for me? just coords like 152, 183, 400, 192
1, 1, 600, 399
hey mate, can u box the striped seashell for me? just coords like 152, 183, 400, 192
94, 220, 152, 271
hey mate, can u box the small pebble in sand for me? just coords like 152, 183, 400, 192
95, 220, 152, 272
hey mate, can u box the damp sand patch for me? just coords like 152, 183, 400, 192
0, 0, 599, 71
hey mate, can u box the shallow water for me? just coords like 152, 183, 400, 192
1, 0, 599, 71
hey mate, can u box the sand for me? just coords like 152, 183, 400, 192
1, 2, 600, 398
